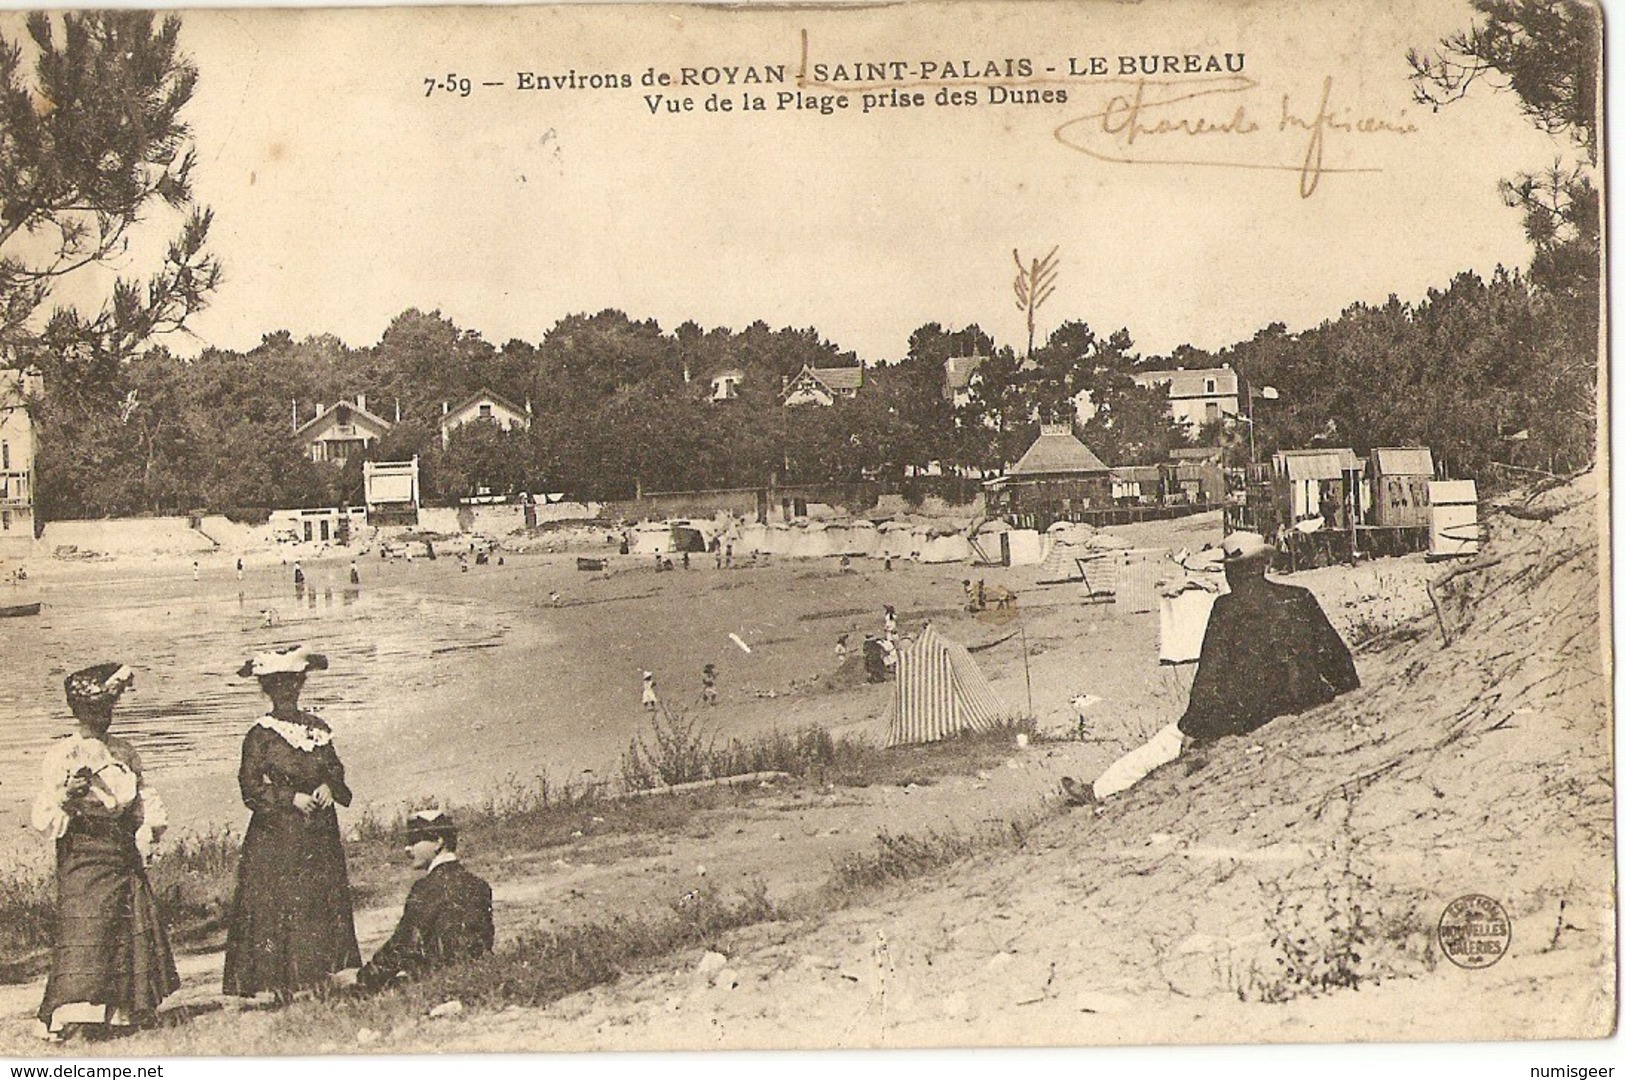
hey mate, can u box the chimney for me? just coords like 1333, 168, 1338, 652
442, 401, 449, 416
292, 399, 298, 430
355, 393, 366, 413
395, 399, 401, 423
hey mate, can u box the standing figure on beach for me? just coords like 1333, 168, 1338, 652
192, 561, 200, 582
700, 664, 718, 706
31, 663, 179, 1042
883, 604, 898, 641
641, 671, 660, 712
292, 561, 305, 589
236, 557, 244, 582
862, 634, 888, 683
349, 560, 360, 586
223, 646, 361, 1000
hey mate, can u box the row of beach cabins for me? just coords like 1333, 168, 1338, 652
603, 425, 1480, 578
979, 426, 1479, 571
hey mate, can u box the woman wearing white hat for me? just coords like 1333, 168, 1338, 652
222, 645, 360, 1000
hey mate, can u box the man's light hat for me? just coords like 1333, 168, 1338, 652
237, 644, 329, 678
1221, 530, 1273, 563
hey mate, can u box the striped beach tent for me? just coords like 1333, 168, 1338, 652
884, 624, 1013, 747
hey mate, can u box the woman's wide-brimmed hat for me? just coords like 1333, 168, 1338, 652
237, 644, 329, 678
64, 663, 136, 710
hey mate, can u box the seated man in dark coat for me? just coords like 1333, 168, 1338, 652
353, 807, 494, 992
1062, 530, 1359, 805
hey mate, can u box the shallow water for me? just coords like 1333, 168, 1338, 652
0, 568, 512, 811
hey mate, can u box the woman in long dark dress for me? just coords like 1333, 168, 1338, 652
222, 645, 360, 998
31, 663, 179, 1040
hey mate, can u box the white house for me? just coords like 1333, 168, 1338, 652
440, 389, 532, 448
0, 367, 42, 555
781, 364, 864, 407
943, 355, 986, 408
708, 368, 746, 402
1131, 365, 1244, 428
296, 395, 394, 465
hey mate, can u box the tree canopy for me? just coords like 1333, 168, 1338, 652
0, 12, 219, 365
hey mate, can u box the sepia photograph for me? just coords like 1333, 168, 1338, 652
0, 0, 1609, 1063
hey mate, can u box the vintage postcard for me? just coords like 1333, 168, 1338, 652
0, 0, 1608, 1060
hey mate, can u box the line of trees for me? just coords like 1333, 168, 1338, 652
1, 6, 1601, 521
25, 309, 1185, 516
26, 254, 1594, 520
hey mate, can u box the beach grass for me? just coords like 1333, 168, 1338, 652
132, 811, 1037, 1056
826, 811, 1042, 902
0, 867, 52, 981
0, 717, 1027, 980
135, 880, 783, 1055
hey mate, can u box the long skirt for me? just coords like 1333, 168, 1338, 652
222, 807, 360, 997
39, 823, 180, 1030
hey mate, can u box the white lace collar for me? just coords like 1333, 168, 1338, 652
256, 714, 333, 752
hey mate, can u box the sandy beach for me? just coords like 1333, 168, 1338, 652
0, 523, 1146, 838
1, 508, 1440, 851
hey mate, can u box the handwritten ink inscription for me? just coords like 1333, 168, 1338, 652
1054, 75, 1420, 198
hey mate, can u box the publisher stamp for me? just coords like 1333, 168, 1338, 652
1438, 895, 1511, 970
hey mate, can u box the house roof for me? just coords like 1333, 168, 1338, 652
944, 355, 986, 392
1009, 426, 1111, 476
1370, 447, 1435, 476
782, 364, 864, 400
442, 388, 530, 424
709, 368, 746, 381
295, 400, 395, 440
812, 365, 863, 391
1112, 465, 1163, 483
1169, 446, 1222, 461
1132, 367, 1240, 399
1276, 448, 1361, 481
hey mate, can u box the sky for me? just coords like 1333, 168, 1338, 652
9, 0, 1579, 363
